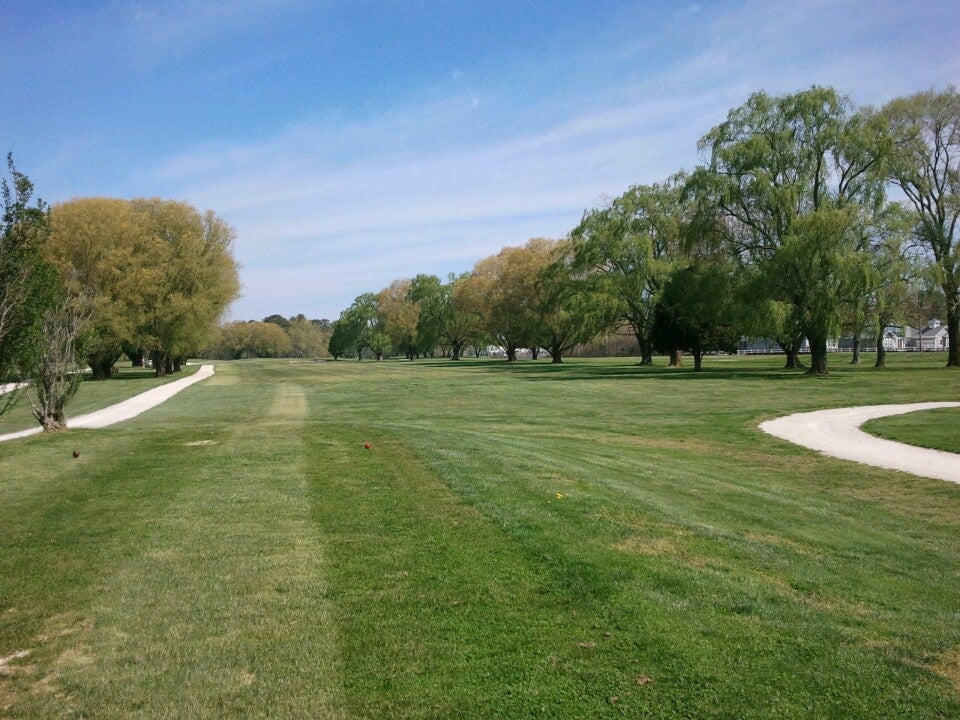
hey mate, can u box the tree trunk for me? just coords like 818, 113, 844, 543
357, 349, 363, 360
669, 349, 683, 367
874, 331, 886, 369
506, 346, 517, 362
851, 341, 861, 365
947, 307, 960, 367
636, 333, 653, 365
165, 358, 174, 375
152, 351, 168, 377
693, 351, 703, 372
122, 342, 145, 367
451, 342, 462, 360
549, 347, 563, 363
87, 350, 120, 380
531, 347, 540, 360
807, 335, 829, 375
173, 357, 182, 373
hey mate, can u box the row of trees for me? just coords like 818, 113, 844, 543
0, 165, 240, 429
329, 86, 959, 374
202, 315, 332, 360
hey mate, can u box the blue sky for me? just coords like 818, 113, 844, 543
2, 1, 957, 321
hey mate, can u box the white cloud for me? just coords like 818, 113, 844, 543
129, 0, 959, 321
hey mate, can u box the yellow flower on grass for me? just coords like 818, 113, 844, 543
555, 493, 565, 499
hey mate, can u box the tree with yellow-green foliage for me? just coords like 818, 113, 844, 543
378, 278, 419, 360
129, 199, 240, 376
47, 198, 153, 379
463, 239, 551, 361
46, 198, 239, 378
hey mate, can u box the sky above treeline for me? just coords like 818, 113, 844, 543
2, 1, 957, 322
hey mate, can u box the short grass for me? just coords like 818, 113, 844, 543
2, 352, 960, 718
864, 406, 960, 454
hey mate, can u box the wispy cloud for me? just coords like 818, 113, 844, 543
120, 0, 312, 63
144, 82, 721, 319
18, 0, 957, 321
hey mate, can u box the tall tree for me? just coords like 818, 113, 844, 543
131, 200, 240, 376
406, 274, 445, 357
571, 177, 687, 365
695, 87, 888, 374
883, 87, 960, 366
466, 239, 553, 361
46, 198, 151, 379
536, 239, 617, 363
378, 279, 420, 360
651, 261, 741, 371
332, 293, 387, 360
0, 155, 59, 415
444, 273, 486, 360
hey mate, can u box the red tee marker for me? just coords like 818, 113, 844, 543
364, 443, 371, 450
72, 450, 80, 458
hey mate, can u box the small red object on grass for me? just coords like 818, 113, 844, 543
364, 443, 371, 450
72, 450, 80, 458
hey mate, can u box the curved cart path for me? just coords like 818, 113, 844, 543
760, 402, 960, 484
0, 364, 215, 443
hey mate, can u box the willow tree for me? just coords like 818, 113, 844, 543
883, 87, 960, 367
46, 198, 152, 378
443, 273, 486, 360
696, 87, 889, 374
131, 200, 240, 376
570, 176, 687, 365
536, 239, 618, 363
464, 239, 550, 361
651, 261, 741, 371
331, 293, 388, 360
378, 279, 420, 360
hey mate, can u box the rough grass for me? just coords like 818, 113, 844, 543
2, 352, 960, 718
863, 406, 960, 454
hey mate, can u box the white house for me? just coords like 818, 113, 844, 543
881, 325, 907, 351
919, 319, 949, 351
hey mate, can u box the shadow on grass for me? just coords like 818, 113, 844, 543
81, 366, 197, 382
420, 358, 800, 382
421, 355, 951, 382
82, 371, 158, 381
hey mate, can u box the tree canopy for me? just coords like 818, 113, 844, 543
693, 87, 889, 374
883, 87, 960, 366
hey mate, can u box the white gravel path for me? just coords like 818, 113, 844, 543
760, 402, 960, 484
0, 364, 215, 443
0, 382, 26, 395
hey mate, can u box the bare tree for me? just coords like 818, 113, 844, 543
25, 298, 90, 431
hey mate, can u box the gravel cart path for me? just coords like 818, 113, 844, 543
760, 401, 960, 484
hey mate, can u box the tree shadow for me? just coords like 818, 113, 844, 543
423, 358, 789, 381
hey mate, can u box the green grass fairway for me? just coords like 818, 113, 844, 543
2, 354, 960, 718
864, 406, 960, 454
